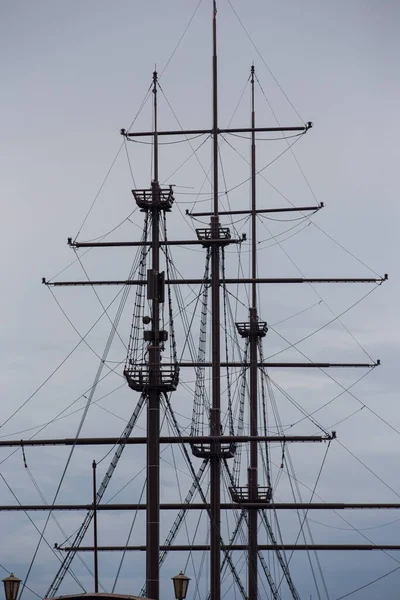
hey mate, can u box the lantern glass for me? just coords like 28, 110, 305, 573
172, 571, 190, 600
2, 574, 21, 600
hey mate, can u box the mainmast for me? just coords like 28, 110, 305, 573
147, 70, 161, 600
248, 63, 259, 600
210, 2, 221, 599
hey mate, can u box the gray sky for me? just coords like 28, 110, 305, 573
0, 1, 399, 599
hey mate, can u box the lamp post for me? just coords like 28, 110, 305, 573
2, 574, 21, 600
172, 571, 190, 600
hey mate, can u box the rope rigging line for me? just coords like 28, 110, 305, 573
221, 248, 235, 437
266, 308, 400, 447
226, 0, 304, 123
228, 221, 311, 255
212, 130, 315, 236
162, 214, 179, 370
128, 133, 208, 146
162, 249, 213, 415
125, 214, 150, 371
334, 565, 400, 600
123, 136, 137, 188
218, 137, 245, 242
224, 276, 287, 594
22, 235, 147, 599
161, 134, 212, 188
258, 344, 272, 490
254, 72, 383, 279
278, 443, 332, 597
336, 439, 400, 500
220, 460, 284, 600
111, 479, 146, 593
159, 0, 205, 79
167, 417, 202, 587
162, 267, 211, 413
49, 287, 127, 375
258, 217, 376, 361
232, 342, 248, 489
0, 364, 126, 482
0, 280, 131, 434
255, 348, 300, 598
263, 373, 330, 436
257, 363, 323, 596
284, 444, 331, 600
0, 472, 87, 593
272, 451, 400, 571
163, 69, 250, 216
226, 131, 306, 142
158, 83, 213, 187
162, 394, 248, 600
47, 394, 147, 597
158, 458, 209, 571
74, 81, 153, 243
258, 211, 319, 223
74, 250, 129, 351
272, 300, 323, 327
290, 369, 373, 432
221, 133, 305, 196
22, 458, 101, 589
73, 142, 126, 243
0, 565, 40, 599
191, 251, 211, 437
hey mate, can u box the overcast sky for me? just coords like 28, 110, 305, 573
1, 1, 400, 599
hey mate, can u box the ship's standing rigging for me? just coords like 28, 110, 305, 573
0, 1, 393, 600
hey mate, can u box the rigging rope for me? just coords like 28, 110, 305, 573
191, 250, 211, 437
163, 394, 248, 600
23, 236, 147, 598
221, 248, 235, 437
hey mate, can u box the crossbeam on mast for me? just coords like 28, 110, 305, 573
57, 544, 400, 552
136, 361, 379, 367
0, 503, 399, 511
121, 125, 311, 137
0, 434, 335, 448
188, 203, 323, 217
68, 238, 243, 248
43, 275, 388, 286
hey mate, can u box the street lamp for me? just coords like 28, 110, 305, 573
172, 571, 190, 600
2, 574, 21, 600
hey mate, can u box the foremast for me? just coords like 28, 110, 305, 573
147, 70, 162, 600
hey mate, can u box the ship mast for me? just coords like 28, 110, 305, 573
248, 63, 259, 600
210, 2, 221, 599
147, 70, 161, 600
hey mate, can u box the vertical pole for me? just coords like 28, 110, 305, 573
250, 65, 257, 310
210, 2, 221, 600
147, 70, 161, 600
248, 64, 258, 600
92, 460, 99, 594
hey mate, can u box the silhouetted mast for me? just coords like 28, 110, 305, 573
147, 69, 162, 600
248, 63, 259, 600
210, 2, 222, 599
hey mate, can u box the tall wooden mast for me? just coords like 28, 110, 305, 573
147, 70, 161, 600
248, 63, 259, 600
210, 2, 221, 599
